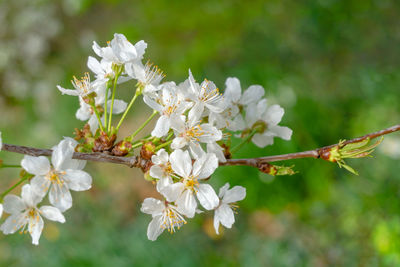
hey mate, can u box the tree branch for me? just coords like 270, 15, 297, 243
1, 124, 399, 172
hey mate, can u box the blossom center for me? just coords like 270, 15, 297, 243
184, 177, 199, 192
72, 72, 91, 95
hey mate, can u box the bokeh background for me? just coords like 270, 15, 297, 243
0, 0, 400, 266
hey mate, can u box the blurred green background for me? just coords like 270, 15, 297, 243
0, 0, 400, 266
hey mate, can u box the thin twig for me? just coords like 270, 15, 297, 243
1, 124, 399, 171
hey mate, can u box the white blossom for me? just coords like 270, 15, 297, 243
160, 150, 219, 218
21, 138, 92, 212
183, 70, 225, 121
57, 72, 101, 98
92, 33, 147, 66
141, 198, 186, 241
0, 204, 3, 219
126, 61, 165, 93
149, 149, 174, 191
0, 184, 65, 245
144, 83, 191, 137
213, 183, 246, 234
244, 99, 292, 147
170, 114, 222, 159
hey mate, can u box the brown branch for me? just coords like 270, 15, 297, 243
220, 124, 400, 168
1, 124, 399, 172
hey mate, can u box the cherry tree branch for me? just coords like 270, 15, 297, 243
1, 124, 399, 172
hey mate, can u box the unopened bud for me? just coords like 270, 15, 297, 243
93, 132, 117, 152
140, 142, 156, 160
112, 140, 133, 156
257, 162, 296, 176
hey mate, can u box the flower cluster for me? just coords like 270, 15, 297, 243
0, 33, 293, 243
0, 138, 92, 245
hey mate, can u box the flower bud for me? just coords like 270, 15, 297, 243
93, 132, 117, 152
112, 140, 133, 156
140, 142, 156, 160
257, 162, 296, 176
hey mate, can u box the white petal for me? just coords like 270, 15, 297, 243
213, 213, 221, 235
87, 56, 104, 76
21, 184, 43, 207
215, 204, 235, 229
49, 185, 72, 212
1, 213, 25, 234
30, 175, 51, 197
171, 137, 187, 150
57, 86, 79, 96
152, 149, 168, 165
134, 40, 147, 59
263, 104, 284, 126
21, 155, 50, 176
40, 206, 65, 223
188, 102, 204, 123
0, 204, 2, 218
207, 143, 226, 163
224, 77, 242, 103
147, 215, 164, 241
151, 116, 170, 138
64, 170, 92, 191
196, 184, 219, 210
170, 149, 192, 178
222, 186, 246, 204
52, 139, 75, 171
76, 104, 91, 121
3, 195, 26, 213
141, 198, 165, 216
240, 85, 265, 105
251, 133, 274, 148
156, 176, 173, 192
159, 182, 184, 202
218, 183, 230, 198
193, 153, 218, 179
143, 95, 163, 112
188, 142, 206, 160
176, 190, 197, 218
269, 125, 293, 141
106, 99, 128, 114
149, 165, 165, 180
29, 215, 44, 245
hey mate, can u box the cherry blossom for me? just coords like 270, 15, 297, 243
213, 183, 246, 234
141, 198, 186, 241
0, 184, 65, 245
21, 138, 92, 212
160, 150, 219, 218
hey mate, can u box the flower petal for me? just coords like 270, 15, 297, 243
176, 189, 197, 218
151, 115, 170, 138
29, 215, 44, 245
224, 77, 242, 103
193, 153, 218, 179
21, 155, 50, 176
170, 149, 192, 178
196, 184, 219, 210
40, 206, 65, 223
223, 186, 246, 203
64, 169, 92, 191
21, 184, 43, 207
269, 125, 293, 141
1, 213, 25, 234
49, 185, 72, 212
147, 215, 164, 241
30, 175, 51, 197
215, 204, 235, 229
3, 195, 26, 213
218, 183, 230, 198
140, 198, 165, 216
240, 85, 265, 105
159, 182, 184, 202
